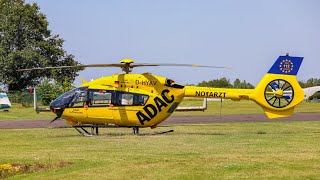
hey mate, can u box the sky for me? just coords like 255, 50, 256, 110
26, 0, 320, 86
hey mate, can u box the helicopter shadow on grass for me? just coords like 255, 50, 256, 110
181, 132, 226, 136
158, 124, 228, 136
47, 130, 130, 138
47, 126, 175, 138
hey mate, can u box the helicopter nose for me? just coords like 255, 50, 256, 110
50, 105, 65, 118
48, 87, 81, 118
50, 99, 65, 118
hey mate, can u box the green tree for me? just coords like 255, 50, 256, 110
299, 78, 320, 88
0, 0, 83, 91
197, 78, 254, 89
233, 78, 241, 88
240, 80, 254, 89
37, 78, 62, 105
57, 77, 75, 93
298, 81, 306, 88
233, 78, 254, 89
306, 78, 320, 87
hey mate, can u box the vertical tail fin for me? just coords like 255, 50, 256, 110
253, 55, 304, 118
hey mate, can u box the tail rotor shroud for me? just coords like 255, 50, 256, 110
264, 79, 294, 108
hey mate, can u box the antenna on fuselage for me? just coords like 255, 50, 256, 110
219, 98, 223, 119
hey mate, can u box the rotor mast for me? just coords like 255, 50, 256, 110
120, 59, 135, 74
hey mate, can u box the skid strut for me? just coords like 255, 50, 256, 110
73, 125, 99, 136
133, 127, 139, 135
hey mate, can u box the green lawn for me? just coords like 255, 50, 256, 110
0, 121, 320, 179
0, 103, 55, 120
1, 100, 320, 120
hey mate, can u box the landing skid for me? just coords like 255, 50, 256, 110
72, 125, 174, 136
73, 125, 99, 136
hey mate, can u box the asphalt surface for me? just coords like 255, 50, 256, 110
0, 112, 319, 129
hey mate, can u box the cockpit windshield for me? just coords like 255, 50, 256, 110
50, 87, 88, 108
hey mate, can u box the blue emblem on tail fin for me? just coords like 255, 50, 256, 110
268, 55, 303, 75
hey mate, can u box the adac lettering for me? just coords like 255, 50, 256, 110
195, 91, 226, 98
136, 89, 174, 125
135, 80, 157, 86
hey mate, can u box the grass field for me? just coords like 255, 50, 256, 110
0, 103, 55, 120
0, 121, 319, 179
1, 100, 320, 120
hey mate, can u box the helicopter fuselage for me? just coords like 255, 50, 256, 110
50, 73, 186, 127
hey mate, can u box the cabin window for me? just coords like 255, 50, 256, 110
134, 94, 149, 106
119, 93, 133, 105
84, 90, 149, 107
89, 90, 112, 107
115, 91, 149, 106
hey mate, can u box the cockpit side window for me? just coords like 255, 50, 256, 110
70, 92, 88, 108
69, 88, 88, 108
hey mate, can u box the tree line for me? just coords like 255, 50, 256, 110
192, 77, 255, 89
298, 78, 320, 88
194, 78, 320, 89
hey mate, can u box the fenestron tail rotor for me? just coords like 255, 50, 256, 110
17, 58, 231, 74
264, 79, 294, 108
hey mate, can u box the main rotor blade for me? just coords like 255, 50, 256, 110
17, 63, 232, 71
17, 64, 124, 71
130, 63, 232, 69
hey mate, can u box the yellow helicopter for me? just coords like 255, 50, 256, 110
19, 54, 304, 136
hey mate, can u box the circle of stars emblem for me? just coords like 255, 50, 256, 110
279, 59, 294, 73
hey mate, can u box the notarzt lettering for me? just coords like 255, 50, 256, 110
136, 89, 174, 125
195, 91, 226, 98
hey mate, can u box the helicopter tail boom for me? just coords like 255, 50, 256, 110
184, 55, 304, 119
